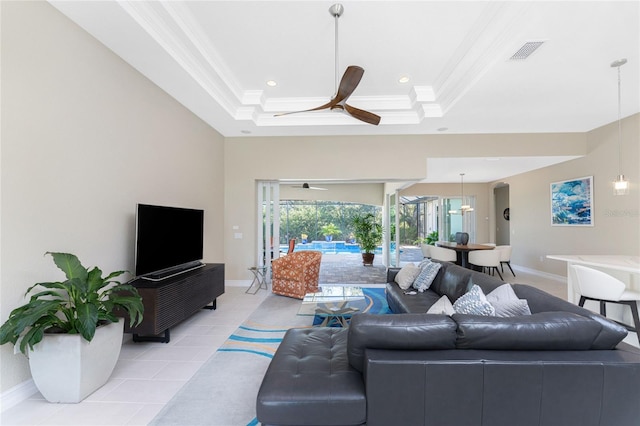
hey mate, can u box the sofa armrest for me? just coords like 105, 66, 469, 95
347, 313, 457, 372
513, 284, 628, 349
386, 267, 401, 283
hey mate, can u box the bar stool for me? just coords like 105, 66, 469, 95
572, 264, 640, 332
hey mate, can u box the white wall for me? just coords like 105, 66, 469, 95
224, 133, 586, 280
497, 114, 640, 275
0, 2, 225, 393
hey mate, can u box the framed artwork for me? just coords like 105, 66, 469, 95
550, 176, 593, 226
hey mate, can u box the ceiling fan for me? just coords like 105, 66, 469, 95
291, 183, 328, 191
275, 4, 381, 125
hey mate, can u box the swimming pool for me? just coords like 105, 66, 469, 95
280, 241, 394, 255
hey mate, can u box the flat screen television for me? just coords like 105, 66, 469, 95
135, 203, 204, 280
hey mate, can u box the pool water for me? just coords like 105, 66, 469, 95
280, 241, 396, 255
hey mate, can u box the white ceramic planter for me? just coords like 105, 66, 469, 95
28, 320, 124, 403
421, 243, 430, 258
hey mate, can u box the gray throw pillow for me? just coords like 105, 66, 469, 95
491, 299, 532, 317
413, 261, 442, 292
453, 285, 495, 316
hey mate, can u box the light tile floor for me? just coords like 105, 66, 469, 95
1, 287, 271, 426
1, 259, 638, 425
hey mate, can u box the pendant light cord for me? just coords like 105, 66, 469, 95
617, 65, 622, 176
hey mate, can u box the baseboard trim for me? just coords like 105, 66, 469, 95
512, 265, 566, 283
1, 379, 38, 412
225, 279, 252, 287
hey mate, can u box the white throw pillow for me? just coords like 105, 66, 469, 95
427, 295, 455, 315
486, 283, 518, 303
394, 263, 421, 290
486, 283, 531, 317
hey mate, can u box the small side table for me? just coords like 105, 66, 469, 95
246, 266, 268, 294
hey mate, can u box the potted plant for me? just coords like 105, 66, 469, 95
351, 213, 383, 265
418, 231, 439, 258
0, 252, 144, 403
320, 223, 341, 242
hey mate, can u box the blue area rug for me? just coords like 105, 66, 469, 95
150, 287, 389, 426
312, 287, 390, 326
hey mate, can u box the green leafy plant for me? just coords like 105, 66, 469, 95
351, 213, 383, 254
415, 231, 439, 245
425, 231, 439, 245
0, 252, 144, 355
320, 223, 341, 238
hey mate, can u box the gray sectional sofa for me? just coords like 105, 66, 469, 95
256, 261, 640, 426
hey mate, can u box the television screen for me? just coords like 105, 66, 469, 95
135, 204, 204, 278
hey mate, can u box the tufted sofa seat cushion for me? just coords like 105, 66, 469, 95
256, 327, 366, 426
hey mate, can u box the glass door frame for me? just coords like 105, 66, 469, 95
438, 195, 476, 243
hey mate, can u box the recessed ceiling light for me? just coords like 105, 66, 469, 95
437, 127, 448, 132
241, 130, 251, 134
266, 80, 277, 87
398, 76, 410, 84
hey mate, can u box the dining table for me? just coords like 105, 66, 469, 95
435, 241, 495, 269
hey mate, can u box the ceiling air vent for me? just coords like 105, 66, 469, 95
509, 41, 545, 60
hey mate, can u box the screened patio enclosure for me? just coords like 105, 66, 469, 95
395, 195, 476, 244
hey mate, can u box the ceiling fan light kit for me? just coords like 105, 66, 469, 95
275, 4, 381, 125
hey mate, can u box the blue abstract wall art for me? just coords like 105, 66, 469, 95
550, 176, 593, 226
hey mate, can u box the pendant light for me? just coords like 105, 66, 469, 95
611, 58, 629, 195
448, 173, 474, 215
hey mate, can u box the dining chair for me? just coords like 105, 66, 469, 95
429, 246, 457, 263
571, 264, 640, 332
495, 245, 515, 276
420, 244, 431, 259
468, 250, 503, 280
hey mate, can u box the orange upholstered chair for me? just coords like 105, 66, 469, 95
271, 251, 322, 299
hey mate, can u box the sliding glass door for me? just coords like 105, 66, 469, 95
440, 196, 475, 242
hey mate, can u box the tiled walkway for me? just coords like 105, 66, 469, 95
319, 246, 423, 284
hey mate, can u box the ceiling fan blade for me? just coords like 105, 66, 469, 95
274, 99, 338, 117
274, 66, 363, 118
333, 66, 364, 105
344, 103, 381, 125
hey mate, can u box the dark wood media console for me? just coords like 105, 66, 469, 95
125, 263, 225, 343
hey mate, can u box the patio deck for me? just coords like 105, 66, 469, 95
318, 246, 423, 284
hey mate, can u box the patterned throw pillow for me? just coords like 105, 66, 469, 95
394, 263, 421, 290
413, 261, 442, 292
427, 295, 455, 315
418, 258, 432, 269
453, 285, 496, 316
491, 299, 532, 317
